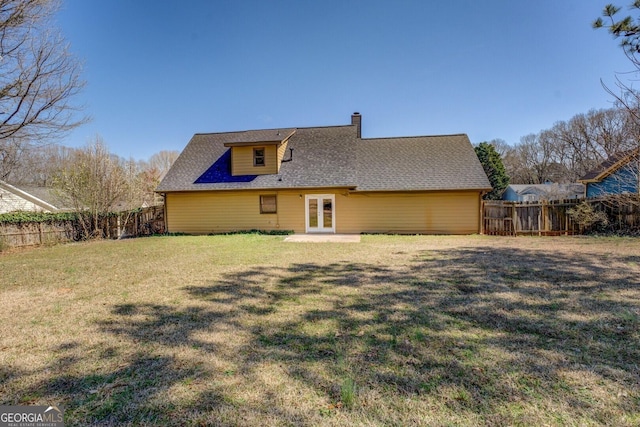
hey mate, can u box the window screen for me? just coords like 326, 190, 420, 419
260, 195, 277, 213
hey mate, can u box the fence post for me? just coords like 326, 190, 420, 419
543, 200, 549, 234
511, 203, 517, 235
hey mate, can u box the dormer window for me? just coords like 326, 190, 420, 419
222, 129, 296, 176
254, 148, 265, 167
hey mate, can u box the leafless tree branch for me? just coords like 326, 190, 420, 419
0, 0, 87, 178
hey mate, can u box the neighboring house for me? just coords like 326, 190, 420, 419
0, 181, 62, 213
156, 113, 492, 235
502, 183, 585, 202
578, 148, 640, 198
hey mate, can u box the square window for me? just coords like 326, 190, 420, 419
260, 195, 277, 214
254, 148, 265, 166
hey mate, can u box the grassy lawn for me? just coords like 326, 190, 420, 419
1, 234, 639, 426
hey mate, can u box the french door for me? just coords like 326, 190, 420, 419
305, 194, 335, 233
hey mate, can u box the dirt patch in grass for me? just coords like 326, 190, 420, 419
1, 235, 639, 426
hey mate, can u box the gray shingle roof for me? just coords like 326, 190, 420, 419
156, 122, 491, 193
356, 135, 490, 191
0, 181, 68, 211
508, 184, 584, 195
221, 128, 296, 145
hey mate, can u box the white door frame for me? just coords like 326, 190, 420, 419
305, 194, 336, 233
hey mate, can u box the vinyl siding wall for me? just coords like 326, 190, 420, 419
338, 191, 481, 234
586, 165, 639, 198
165, 189, 482, 234
277, 140, 289, 168
231, 145, 280, 176
0, 188, 51, 213
166, 190, 305, 234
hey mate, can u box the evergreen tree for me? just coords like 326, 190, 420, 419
594, 2, 640, 55
475, 142, 510, 200
594, 3, 640, 127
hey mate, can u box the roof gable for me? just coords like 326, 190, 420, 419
0, 181, 61, 212
579, 148, 640, 183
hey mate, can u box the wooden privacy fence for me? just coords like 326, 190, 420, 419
590, 196, 640, 230
0, 220, 80, 247
0, 206, 165, 249
482, 197, 640, 236
483, 199, 580, 236
101, 205, 166, 239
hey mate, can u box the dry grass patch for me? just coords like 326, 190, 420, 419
1, 234, 639, 425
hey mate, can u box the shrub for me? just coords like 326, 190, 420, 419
0, 211, 79, 224
568, 202, 609, 232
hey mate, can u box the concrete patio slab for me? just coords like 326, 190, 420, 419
284, 234, 361, 243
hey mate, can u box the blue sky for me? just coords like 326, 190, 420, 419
56, 0, 634, 160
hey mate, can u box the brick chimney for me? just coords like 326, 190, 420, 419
351, 112, 362, 138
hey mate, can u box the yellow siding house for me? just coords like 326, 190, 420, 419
157, 113, 491, 235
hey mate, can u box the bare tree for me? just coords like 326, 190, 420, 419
51, 137, 164, 239
52, 137, 129, 238
501, 146, 528, 184
504, 107, 638, 184
4, 142, 73, 184
549, 108, 636, 179
0, 0, 87, 178
483, 138, 510, 158
148, 150, 180, 180
509, 134, 553, 184
0, 136, 21, 179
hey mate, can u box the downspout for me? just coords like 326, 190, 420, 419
162, 193, 168, 234
276, 190, 280, 230
479, 193, 484, 235
479, 190, 489, 235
